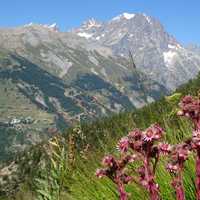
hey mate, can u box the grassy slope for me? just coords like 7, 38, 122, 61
63, 73, 200, 200
3, 73, 200, 200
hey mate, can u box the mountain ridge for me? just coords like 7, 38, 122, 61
0, 12, 199, 163
1, 12, 199, 92
71, 12, 200, 90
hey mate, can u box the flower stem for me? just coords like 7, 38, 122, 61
175, 179, 185, 200
145, 149, 161, 200
175, 185, 185, 200
117, 182, 128, 200
172, 167, 185, 200
196, 149, 200, 200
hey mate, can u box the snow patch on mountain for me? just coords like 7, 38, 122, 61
96, 36, 100, 40
168, 44, 183, 50
129, 34, 134, 38
24, 22, 34, 27
83, 18, 102, 29
77, 32, 93, 39
48, 23, 59, 31
24, 22, 59, 31
143, 14, 152, 24
163, 50, 177, 67
168, 44, 177, 49
112, 13, 135, 21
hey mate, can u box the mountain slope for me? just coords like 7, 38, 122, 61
72, 13, 200, 90
0, 48, 167, 161
0, 24, 167, 108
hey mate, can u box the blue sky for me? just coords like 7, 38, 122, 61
1, 0, 200, 45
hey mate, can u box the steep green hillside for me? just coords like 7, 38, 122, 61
1, 72, 200, 199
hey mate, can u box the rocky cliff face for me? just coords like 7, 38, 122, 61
72, 13, 200, 90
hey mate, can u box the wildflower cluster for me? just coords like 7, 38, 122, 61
97, 124, 168, 200
96, 94, 200, 200
177, 95, 200, 200
177, 95, 200, 130
166, 143, 190, 200
96, 154, 135, 200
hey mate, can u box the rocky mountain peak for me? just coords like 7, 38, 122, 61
111, 12, 136, 21
24, 22, 59, 32
72, 13, 178, 50
69, 12, 200, 90
110, 13, 155, 26
47, 23, 59, 32
82, 18, 102, 29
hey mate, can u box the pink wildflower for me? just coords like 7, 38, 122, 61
166, 163, 179, 173
143, 124, 164, 142
102, 155, 116, 168
128, 129, 143, 140
95, 168, 107, 178
158, 143, 172, 155
117, 137, 129, 153
192, 130, 200, 148
144, 128, 155, 142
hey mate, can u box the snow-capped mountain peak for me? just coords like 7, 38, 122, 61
112, 13, 135, 21
24, 22, 34, 27
44, 23, 59, 31
24, 22, 59, 32
48, 23, 58, 30
82, 18, 102, 29
142, 14, 152, 24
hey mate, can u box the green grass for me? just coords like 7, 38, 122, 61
64, 122, 195, 200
